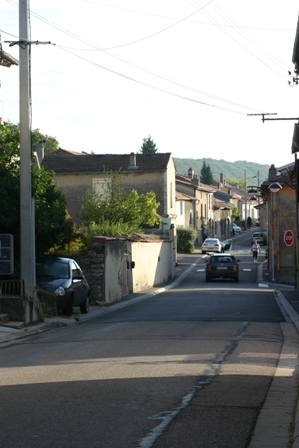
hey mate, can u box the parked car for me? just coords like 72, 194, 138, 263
232, 223, 241, 234
251, 231, 267, 245
36, 257, 90, 315
201, 238, 222, 254
205, 253, 240, 282
255, 219, 260, 226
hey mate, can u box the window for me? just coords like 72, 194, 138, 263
71, 260, 81, 278
93, 178, 110, 196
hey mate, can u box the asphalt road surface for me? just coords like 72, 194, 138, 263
0, 232, 297, 448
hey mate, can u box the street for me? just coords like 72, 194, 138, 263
0, 230, 298, 448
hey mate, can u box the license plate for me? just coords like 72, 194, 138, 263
217, 267, 228, 270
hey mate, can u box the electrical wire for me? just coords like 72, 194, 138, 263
3, 0, 259, 112
2, 0, 276, 113
80, 1, 216, 51
188, 0, 292, 80
84, 1, 294, 32
210, 2, 290, 72
57, 45, 252, 114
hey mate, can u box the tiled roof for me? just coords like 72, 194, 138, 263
175, 172, 213, 192
41, 150, 172, 174
176, 191, 195, 200
214, 199, 233, 210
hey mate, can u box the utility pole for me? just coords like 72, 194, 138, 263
19, 0, 35, 289
247, 113, 277, 122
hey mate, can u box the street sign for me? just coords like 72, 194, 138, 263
284, 230, 294, 247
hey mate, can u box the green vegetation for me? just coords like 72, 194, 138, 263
200, 160, 214, 185
139, 135, 158, 154
174, 157, 269, 186
176, 227, 197, 253
31, 128, 59, 154
79, 172, 161, 247
0, 121, 74, 266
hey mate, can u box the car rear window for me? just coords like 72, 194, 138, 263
211, 256, 234, 263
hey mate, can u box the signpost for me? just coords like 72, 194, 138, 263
284, 230, 294, 247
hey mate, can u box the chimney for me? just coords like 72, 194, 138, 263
191, 174, 199, 187
188, 167, 194, 179
268, 164, 277, 180
35, 141, 45, 165
129, 152, 136, 167
220, 172, 224, 184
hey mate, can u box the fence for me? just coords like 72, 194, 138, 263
0, 279, 27, 322
0, 279, 25, 298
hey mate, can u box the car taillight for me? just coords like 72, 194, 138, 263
233, 263, 238, 270
206, 263, 211, 270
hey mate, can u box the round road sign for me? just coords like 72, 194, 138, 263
284, 230, 294, 247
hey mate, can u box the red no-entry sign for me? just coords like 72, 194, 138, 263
284, 230, 294, 247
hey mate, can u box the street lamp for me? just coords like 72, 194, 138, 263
269, 182, 282, 193
0, 37, 19, 68
247, 187, 260, 195
247, 186, 262, 223
0, 49, 19, 67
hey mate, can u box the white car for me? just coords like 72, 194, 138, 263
232, 223, 241, 234
201, 238, 222, 254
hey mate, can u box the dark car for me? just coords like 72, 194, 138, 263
205, 253, 240, 282
36, 257, 90, 315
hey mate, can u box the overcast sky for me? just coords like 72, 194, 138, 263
1, 0, 299, 169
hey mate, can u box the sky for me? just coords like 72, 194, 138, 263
1, 0, 299, 169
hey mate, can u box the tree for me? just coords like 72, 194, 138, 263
200, 160, 214, 185
80, 172, 161, 235
31, 128, 59, 154
0, 121, 74, 265
139, 135, 158, 154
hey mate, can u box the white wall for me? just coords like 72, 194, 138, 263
104, 241, 126, 303
128, 240, 174, 293
100, 238, 175, 302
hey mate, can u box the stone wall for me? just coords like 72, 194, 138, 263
72, 251, 105, 304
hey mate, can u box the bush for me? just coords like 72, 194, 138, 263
177, 227, 197, 253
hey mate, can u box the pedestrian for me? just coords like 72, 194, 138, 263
251, 240, 261, 263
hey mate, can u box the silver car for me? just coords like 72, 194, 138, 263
232, 223, 241, 234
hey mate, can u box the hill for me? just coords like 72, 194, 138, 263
173, 157, 270, 187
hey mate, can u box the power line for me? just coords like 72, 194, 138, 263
57, 45, 251, 114
3, 0, 258, 112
